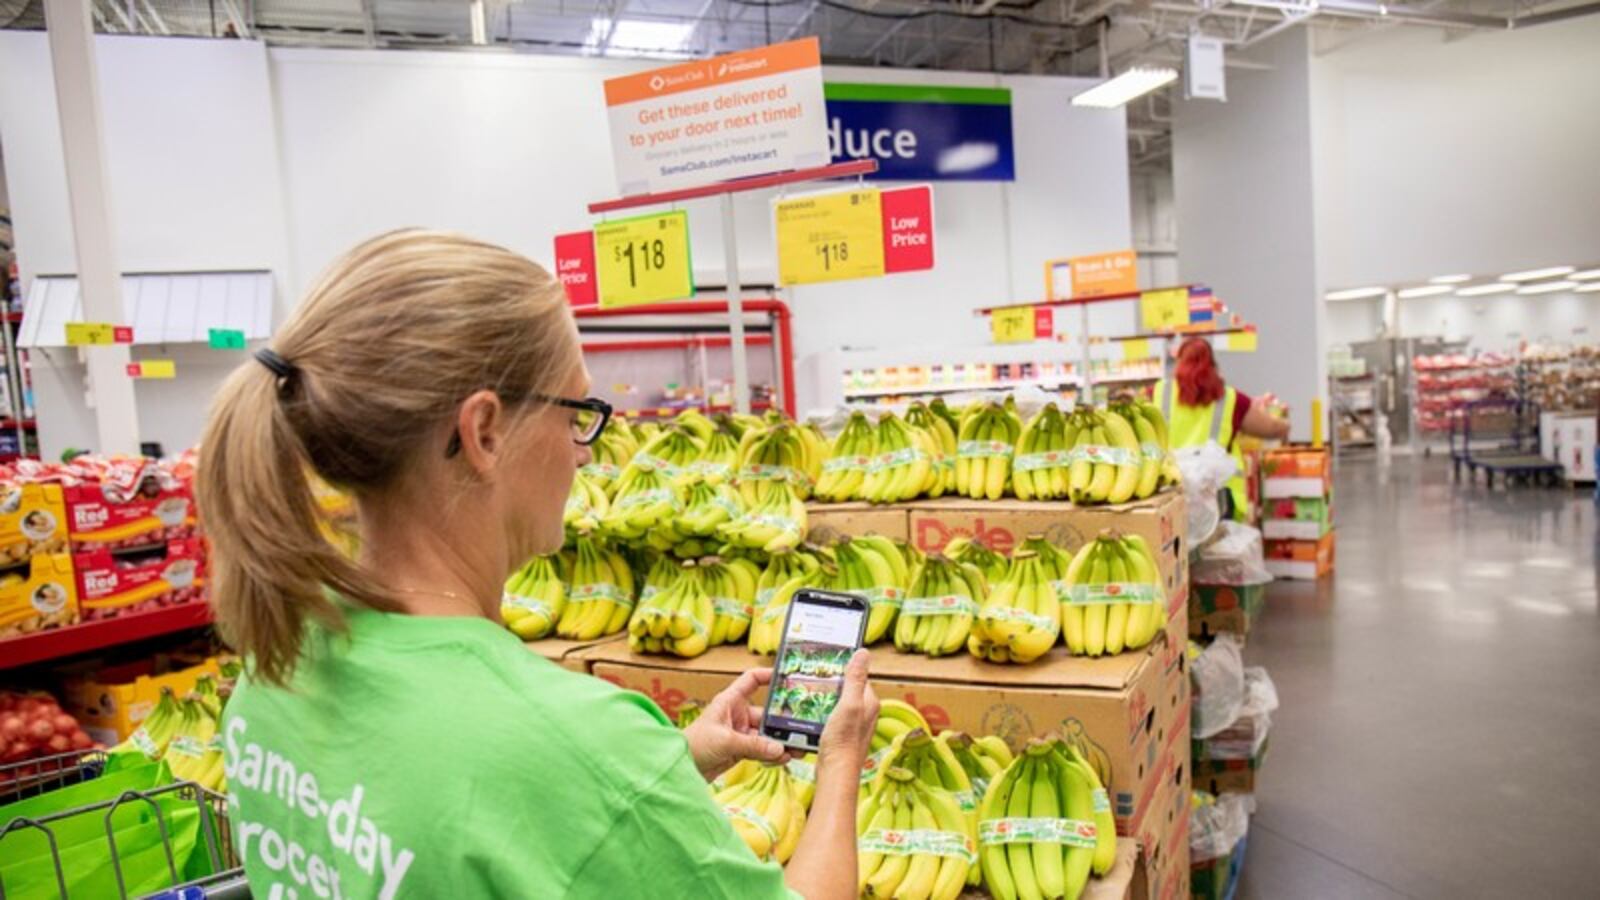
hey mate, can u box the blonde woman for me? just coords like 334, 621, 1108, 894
199, 230, 876, 899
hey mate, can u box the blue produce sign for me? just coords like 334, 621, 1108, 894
824, 83, 1015, 182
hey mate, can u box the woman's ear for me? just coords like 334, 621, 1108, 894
455, 390, 505, 475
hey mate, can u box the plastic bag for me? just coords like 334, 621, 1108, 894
1174, 442, 1238, 545
1192, 521, 1274, 587
1191, 633, 1246, 739
1201, 667, 1279, 759
1190, 791, 1252, 864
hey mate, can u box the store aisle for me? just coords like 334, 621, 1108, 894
1239, 457, 1599, 899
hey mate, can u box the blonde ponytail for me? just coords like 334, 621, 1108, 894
197, 230, 581, 685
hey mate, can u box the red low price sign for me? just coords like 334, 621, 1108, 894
554, 231, 598, 308
881, 185, 934, 274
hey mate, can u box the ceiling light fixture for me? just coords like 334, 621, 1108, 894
1456, 283, 1517, 297
1071, 68, 1180, 108
1576, 282, 1600, 293
583, 17, 696, 57
1429, 274, 1473, 284
1516, 281, 1578, 295
1397, 285, 1454, 299
1323, 286, 1388, 301
1501, 265, 1575, 282
1569, 268, 1600, 281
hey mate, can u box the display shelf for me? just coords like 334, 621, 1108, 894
620, 399, 774, 418
0, 603, 213, 671
0, 417, 35, 429
973, 283, 1201, 314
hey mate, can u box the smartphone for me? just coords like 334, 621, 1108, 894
760, 589, 870, 752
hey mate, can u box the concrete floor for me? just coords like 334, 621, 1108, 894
1236, 456, 1600, 898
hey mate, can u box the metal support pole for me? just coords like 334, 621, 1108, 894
1079, 302, 1093, 406
721, 194, 750, 414
45, 0, 141, 456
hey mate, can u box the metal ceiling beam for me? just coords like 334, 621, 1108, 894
1513, 1, 1600, 27
782, 0, 821, 40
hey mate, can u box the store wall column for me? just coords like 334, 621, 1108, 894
44, 0, 140, 455
1172, 28, 1323, 439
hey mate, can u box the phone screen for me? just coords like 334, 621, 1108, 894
762, 590, 868, 751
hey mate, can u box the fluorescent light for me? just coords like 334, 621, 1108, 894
1397, 285, 1454, 299
1569, 268, 1600, 281
1072, 68, 1180, 108
1456, 282, 1517, 297
1324, 287, 1388, 301
1501, 265, 1575, 282
1429, 274, 1473, 284
1576, 282, 1600, 293
1517, 280, 1578, 295
584, 18, 696, 57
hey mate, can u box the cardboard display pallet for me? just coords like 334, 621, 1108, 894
526, 633, 625, 673
957, 840, 1144, 899
1188, 583, 1267, 642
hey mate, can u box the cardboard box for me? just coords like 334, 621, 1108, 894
962, 841, 1143, 899
63, 656, 222, 744
581, 633, 1189, 840
64, 481, 197, 553
1261, 495, 1331, 523
1190, 830, 1246, 900
806, 502, 910, 543
1261, 446, 1331, 499
527, 633, 625, 673
0, 552, 79, 638
73, 538, 206, 622
903, 491, 1187, 603
1261, 518, 1330, 541
1188, 584, 1267, 642
1263, 532, 1334, 580
1127, 722, 1192, 900
1193, 744, 1266, 796
0, 482, 70, 564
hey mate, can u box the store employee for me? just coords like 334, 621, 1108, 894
199, 230, 875, 898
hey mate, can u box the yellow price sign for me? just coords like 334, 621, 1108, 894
65, 322, 131, 346
594, 210, 694, 309
1120, 338, 1154, 361
127, 359, 177, 379
774, 188, 885, 286
1225, 330, 1258, 353
1139, 288, 1189, 332
991, 306, 1035, 344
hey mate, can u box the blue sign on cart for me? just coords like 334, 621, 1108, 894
824, 83, 1015, 182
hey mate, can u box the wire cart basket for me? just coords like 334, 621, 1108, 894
0, 750, 248, 899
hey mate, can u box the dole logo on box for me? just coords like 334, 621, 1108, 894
914, 517, 1016, 555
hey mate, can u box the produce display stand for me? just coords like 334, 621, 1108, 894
0, 602, 213, 672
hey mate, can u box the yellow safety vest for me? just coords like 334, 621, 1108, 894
1155, 379, 1251, 522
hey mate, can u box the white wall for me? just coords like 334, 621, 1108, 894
1131, 169, 1179, 288
0, 34, 290, 458
1173, 28, 1322, 435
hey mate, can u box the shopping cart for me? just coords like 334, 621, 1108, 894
0, 750, 247, 899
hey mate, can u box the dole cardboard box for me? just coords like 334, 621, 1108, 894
806, 502, 910, 543
1128, 748, 1192, 900
581, 635, 1183, 838
527, 633, 624, 674
904, 490, 1187, 603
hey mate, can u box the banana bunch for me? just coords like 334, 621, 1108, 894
192, 674, 223, 721
689, 425, 743, 485
555, 535, 635, 641
737, 422, 819, 504
165, 693, 225, 793
580, 418, 640, 496
632, 424, 706, 488
748, 571, 812, 655
895, 555, 983, 657
628, 558, 713, 657
1059, 532, 1166, 658
826, 535, 910, 644
673, 408, 717, 444
906, 402, 958, 498
942, 535, 1008, 585
599, 465, 684, 540
501, 554, 566, 640
813, 412, 876, 503
676, 701, 703, 729
1012, 403, 1075, 501
563, 470, 609, 535
699, 555, 760, 646
977, 737, 1116, 900
857, 765, 977, 900
648, 476, 743, 556
718, 482, 807, 552
939, 731, 1016, 803
865, 698, 933, 781
1063, 407, 1144, 505
861, 412, 940, 504
876, 727, 985, 887
109, 686, 181, 762
713, 760, 809, 863
1058, 720, 1113, 792
968, 551, 1062, 665
955, 404, 1022, 500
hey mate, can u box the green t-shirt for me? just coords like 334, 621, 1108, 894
223, 607, 797, 899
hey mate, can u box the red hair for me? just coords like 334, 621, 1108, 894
1175, 337, 1225, 406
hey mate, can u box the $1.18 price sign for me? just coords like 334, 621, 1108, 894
1139, 287, 1190, 332
774, 189, 886, 286
594, 210, 694, 309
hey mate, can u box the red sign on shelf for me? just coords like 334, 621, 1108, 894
881, 185, 935, 274
554, 231, 598, 308
1034, 306, 1053, 340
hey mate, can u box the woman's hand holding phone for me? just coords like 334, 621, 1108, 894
684, 668, 790, 781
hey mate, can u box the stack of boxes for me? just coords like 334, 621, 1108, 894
1260, 447, 1334, 580
0, 483, 78, 638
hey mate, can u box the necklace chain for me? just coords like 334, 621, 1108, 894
387, 585, 468, 602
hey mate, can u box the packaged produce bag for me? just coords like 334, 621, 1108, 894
1190, 791, 1252, 865
1190, 634, 1246, 740
1191, 520, 1274, 587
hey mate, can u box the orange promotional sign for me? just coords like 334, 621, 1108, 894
1068, 250, 1138, 298
603, 38, 830, 196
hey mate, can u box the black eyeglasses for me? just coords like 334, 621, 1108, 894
445, 394, 613, 457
